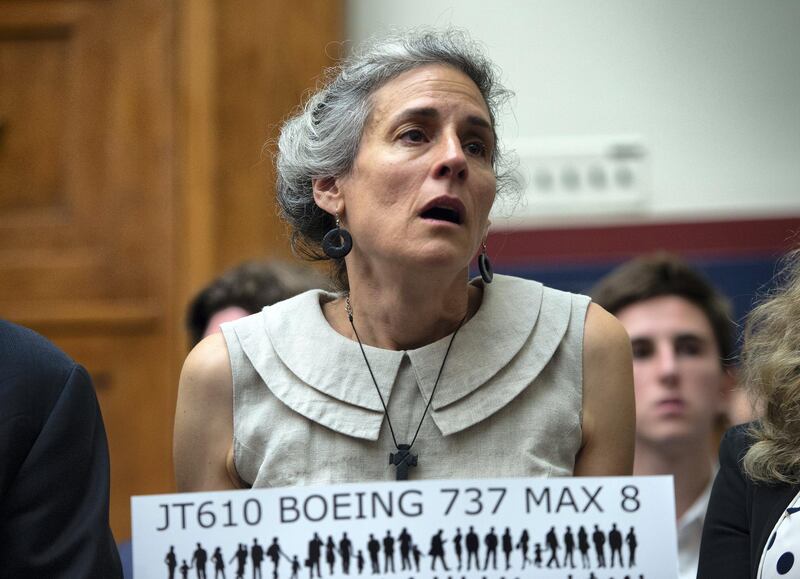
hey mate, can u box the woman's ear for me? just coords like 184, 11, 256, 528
313, 177, 343, 216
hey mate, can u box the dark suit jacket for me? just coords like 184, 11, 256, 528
0, 320, 122, 577
697, 423, 800, 578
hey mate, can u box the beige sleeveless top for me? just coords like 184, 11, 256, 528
221, 274, 590, 487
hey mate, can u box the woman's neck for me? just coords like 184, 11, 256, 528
324, 262, 481, 351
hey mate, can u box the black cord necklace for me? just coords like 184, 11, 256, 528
345, 296, 466, 481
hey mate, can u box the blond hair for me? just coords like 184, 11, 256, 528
742, 248, 800, 484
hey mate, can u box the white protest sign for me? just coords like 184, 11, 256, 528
133, 476, 676, 579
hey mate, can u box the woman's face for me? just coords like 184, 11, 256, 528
326, 64, 497, 276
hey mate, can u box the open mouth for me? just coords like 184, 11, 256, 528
420, 206, 462, 225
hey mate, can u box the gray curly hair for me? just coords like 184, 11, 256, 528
275, 28, 515, 290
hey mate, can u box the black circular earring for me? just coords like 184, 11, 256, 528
321, 215, 352, 259
478, 241, 493, 284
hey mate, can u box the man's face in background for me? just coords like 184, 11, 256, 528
616, 295, 729, 453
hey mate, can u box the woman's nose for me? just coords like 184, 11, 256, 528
433, 133, 468, 180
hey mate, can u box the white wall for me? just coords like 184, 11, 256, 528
346, 0, 800, 227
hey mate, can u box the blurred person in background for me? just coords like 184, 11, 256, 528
0, 320, 122, 577
186, 259, 327, 347
590, 253, 735, 579
698, 248, 800, 578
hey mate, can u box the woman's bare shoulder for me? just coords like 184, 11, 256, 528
576, 302, 635, 476
179, 332, 233, 398
583, 302, 631, 358
174, 332, 237, 491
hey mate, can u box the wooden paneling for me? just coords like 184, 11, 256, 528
215, 0, 343, 270
175, 0, 218, 311
0, 0, 342, 542
0, 1, 174, 303
0, 0, 177, 541
0, 31, 68, 212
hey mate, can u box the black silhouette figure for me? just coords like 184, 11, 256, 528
429, 529, 449, 571
609, 524, 623, 568
180, 560, 190, 579
483, 527, 498, 571
367, 534, 381, 574
291, 556, 301, 579
230, 544, 247, 579
411, 544, 422, 573
382, 530, 396, 573
577, 526, 590, 569
267, 538, 281, 579
212, 547, 226, 579
251, 539, 264, 579
166, 546, 178, 579
588, 573, 597, 579
325, 535, 336, 575
533, 543, 542, 567
502, 527, 513, 570
545, 526, 560, 569
465, 526, 480, 571
308, 533, 323, 579
453, 528, 463, 571
357, 550, 365, 575
563, 526, 576, 569
626, 527, 638, 567
516, 529, 530, 569
192, 543, 209, 579
592, 525, 606, 568
340, 532, 353, 574
399, 528, 413, 571
326, 536, 337, 575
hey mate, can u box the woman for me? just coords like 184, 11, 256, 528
325, 536, 336, 575
212, 547, 226, 579
174, 29, 633, 490
698, 248, 800, 578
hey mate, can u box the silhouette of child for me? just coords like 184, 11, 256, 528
534, 543, 542, 567
412, 544, 422, 572
180, 559, 190, 579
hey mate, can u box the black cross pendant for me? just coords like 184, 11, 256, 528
389, 444, 418, 480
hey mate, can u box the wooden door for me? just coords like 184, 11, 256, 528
0, 0, 342, 540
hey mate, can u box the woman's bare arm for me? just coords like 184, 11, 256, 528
173, 333, 239, 491
574, 303, 635, 476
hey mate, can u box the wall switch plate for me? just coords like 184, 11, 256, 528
493, 135, 651, 227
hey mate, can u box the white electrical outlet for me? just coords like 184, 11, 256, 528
493, 135, 651, 226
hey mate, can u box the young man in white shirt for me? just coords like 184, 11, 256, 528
591, 253, 735, 579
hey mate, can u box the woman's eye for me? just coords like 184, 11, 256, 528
465, 141, 487, 157
401, 129, 426, 143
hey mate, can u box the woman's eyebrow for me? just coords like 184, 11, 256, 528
392, 107, 439, 124
391, 107, 492, 131
466, 115, 492, 131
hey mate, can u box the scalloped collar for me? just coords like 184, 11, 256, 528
233, 275, 572, 439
